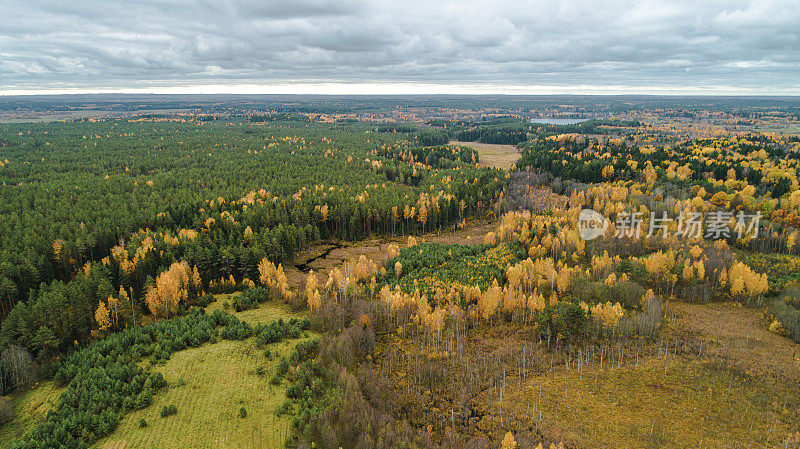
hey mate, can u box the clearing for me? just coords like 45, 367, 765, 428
509, 357, 798, 448
668, 301, 800, 382
450, 141, 521, 170
92, 300, 311, 449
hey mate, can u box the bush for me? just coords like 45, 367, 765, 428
231, 287, 269, 312
276, 357, 290, 377
219, 320, 253, 340
160, 404, 177, 418
239, 407, 247, 418
138, 418, 147, 428
195, 293, 215, 308
275, 401, 292, 417
290, 339, 319, 365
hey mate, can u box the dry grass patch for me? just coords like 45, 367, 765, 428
512, 357, 799, 449
668, 301, 800, 382
450, 141, 521, 170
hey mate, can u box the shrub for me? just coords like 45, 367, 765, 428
231, 287, 269, 312
161, 404, 177, 418
274, 401, 290, 417
219, 320, 253, 340
195, 293, 215, 307
276, 357, 290, 377
138, 418, 147, 428
239, 407, 247, 418
290, 339, 319, 365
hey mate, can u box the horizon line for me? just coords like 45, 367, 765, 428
3, 82, 800, 97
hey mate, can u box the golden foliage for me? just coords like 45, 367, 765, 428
95, 299, 110, 332
590, 301, 624, 328
501, 432, 517, 449
145, 261, 198, 319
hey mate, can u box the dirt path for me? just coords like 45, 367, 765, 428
668, 301, 800, 381
450, 141, 521, 170
284, 219, 498, 289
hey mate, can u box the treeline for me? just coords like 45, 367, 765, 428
376, 143, 478, 169
249, 113, 310, 122
453, 123, 528, 145
516, 135, 792, 198
528, 118, 640, 136
442, 118, 640, 146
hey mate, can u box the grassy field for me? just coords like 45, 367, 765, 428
511, 357, 799, 448
449, 141, 521, 170
0, 297, 311, 449
205, 294, 305, 325
95, 337, 305, 449
0, 381, 64, 447
92, 299, 311, 449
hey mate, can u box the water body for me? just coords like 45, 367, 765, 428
530, 117, 589, 125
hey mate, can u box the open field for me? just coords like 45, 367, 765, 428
1, 299, 309, 449
450, 141, 521, 170
510, 357, 799, 448
668, 301, 800, 382
95, 338, 302, 449
94, 299, 311, 449
0, 382, 64, 447
205, 295, 305, 325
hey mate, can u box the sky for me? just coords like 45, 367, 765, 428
1, 0, 799, 95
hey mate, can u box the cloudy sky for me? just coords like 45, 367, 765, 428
1, 0, 799, 95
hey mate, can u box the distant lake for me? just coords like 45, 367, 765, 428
529, 118, 588, 125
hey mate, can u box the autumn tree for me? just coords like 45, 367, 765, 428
501, 432, 517, 449
95, 300, 110, 332
145, 261, 197, 319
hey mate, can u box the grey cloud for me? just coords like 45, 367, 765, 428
1, 0, 799, 92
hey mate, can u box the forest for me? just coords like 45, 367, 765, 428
0, 118, 502, 377
0, 103, 799, 449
